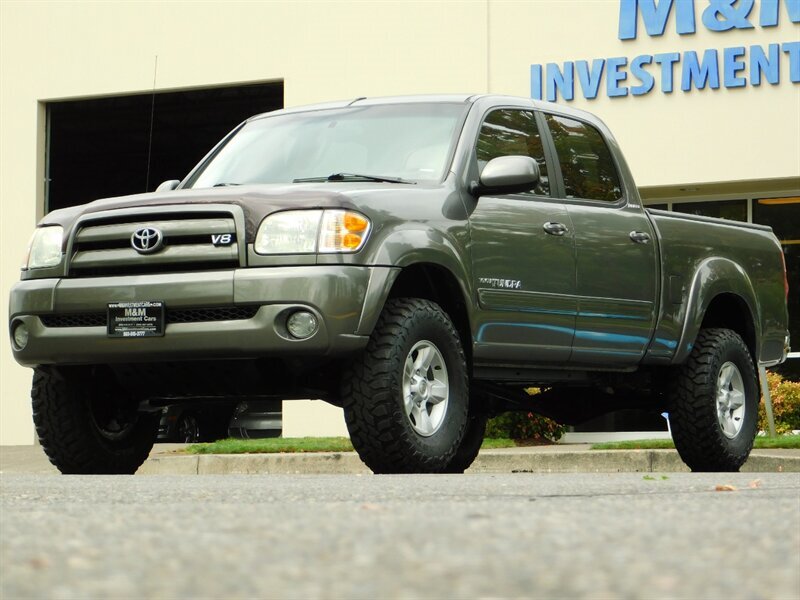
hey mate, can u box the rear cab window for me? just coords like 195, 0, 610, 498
544, 114, 623, 203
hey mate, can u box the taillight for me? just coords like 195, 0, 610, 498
780, 248, 789, 300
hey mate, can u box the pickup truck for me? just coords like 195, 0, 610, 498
9, 94, 790, 474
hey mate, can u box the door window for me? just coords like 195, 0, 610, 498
545, 114, 623, 202
476, 109, 549, 196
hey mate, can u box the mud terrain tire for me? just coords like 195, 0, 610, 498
342, 298, 469, 474
32, 367, 158, 474
669, 328, 759, 472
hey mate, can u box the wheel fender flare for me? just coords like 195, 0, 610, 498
356, 226, 473, 336
673, 257, 760, 364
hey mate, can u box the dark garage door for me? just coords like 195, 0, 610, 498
46, 81, 283, 213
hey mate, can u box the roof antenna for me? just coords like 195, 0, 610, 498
145, 55, 159, 192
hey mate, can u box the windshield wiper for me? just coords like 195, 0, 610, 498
213, 182, 241, 187
293, 173, 416, 184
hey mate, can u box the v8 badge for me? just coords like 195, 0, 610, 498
211, 234, 234, 246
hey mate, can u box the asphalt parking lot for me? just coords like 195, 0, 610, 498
2, 444, 799, 598
1, 471, 799, 599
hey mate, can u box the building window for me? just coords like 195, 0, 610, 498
671, 199, 748, 222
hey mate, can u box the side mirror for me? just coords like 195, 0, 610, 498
470, 156, 540, 197
155, 180, 180, 192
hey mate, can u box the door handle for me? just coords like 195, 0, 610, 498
543, 222, 568, 236
629, 231, 651, 244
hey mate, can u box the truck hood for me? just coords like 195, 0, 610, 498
41, 182, 442, 241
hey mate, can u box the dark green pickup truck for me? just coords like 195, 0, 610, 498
9, 94, 790, 474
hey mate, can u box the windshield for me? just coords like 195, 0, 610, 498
185, 102, 467, 188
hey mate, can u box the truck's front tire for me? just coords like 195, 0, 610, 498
443, 398, 487, 473
669, 328, 758, 472
342, 298, 469, 474
32, 367, 158, 474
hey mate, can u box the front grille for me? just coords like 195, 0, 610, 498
40, 313, 106, 328
167, 306, 260, 324
68, 212, 240, 277
39, 306, 261, 328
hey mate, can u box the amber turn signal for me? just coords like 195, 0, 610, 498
319, 210, 371, 253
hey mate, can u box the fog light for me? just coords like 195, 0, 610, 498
286, 311, 318, 339
12, 321, 29, 350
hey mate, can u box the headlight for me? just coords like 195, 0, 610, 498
24, 226, 64, 269
254, 210, 370, 255
254, 210, 322, 254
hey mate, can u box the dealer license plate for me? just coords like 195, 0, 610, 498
107, 301, 165, 338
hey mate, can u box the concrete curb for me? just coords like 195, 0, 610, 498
136, 448, 800, 475
139, 451, 371, 475
471, 449, 800, 474
4, 445, 798, 475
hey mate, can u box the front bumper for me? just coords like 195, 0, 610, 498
9, 266, 395, 367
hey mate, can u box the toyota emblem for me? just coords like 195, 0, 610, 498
131, 227, 164, 254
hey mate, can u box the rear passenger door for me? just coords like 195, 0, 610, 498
469, 108, 576, 364
543, 113, 658, 365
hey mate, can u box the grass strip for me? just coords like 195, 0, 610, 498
187, 437, 354, 455
187, 436, 520, 455
591, 436, 800, 450
479, 438, 518, 449
591, 439, 676, 450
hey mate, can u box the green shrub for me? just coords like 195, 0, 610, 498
759, 371, 800, 434
485, 387, 566, 442
485, 411, 566, 442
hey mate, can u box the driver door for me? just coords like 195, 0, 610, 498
469, 108, 577, 364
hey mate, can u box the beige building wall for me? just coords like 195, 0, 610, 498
1, 1, 798, 444
489, 0, 800, 187
282, 401, 348, 438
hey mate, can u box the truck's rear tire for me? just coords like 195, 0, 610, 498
32, 367, 158, 474
342, 298, 469, 474
669, 328, 758, 472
